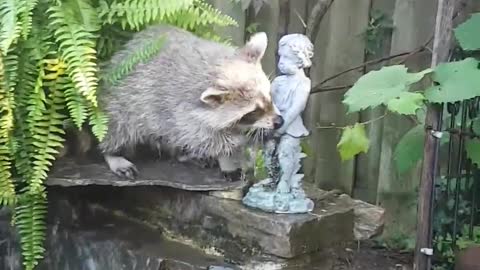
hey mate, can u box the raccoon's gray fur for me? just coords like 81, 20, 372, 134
98, 25, 283, 180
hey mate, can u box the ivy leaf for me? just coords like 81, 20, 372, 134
466, 139, 480, 166
425, 58, 480, 103
454, 12, 480, 51
387, 92, 425, 115
343, 65, 432, 113
337, 123, 370, 161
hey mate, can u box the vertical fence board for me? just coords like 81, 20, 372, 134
376, 0, 437, 242
287, 0, 308, 34
246, 1, 280, 76
304, 0, 370, 194
353, 0, 396, 203
207, 0, 246, 46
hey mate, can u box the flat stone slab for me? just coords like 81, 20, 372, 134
46, 158, 245, 191
61, 184, 354, 259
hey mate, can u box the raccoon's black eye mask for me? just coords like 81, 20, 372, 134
239, 106, 265, 125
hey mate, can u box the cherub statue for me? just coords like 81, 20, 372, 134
242, 33, 314, 214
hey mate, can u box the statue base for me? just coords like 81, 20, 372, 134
242, 177, 314, 214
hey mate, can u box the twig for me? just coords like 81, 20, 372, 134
310, 36, 434, 95
316, 112, 387, 129
310, 84, 353, 94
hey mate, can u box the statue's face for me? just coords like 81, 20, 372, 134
277, 46, 302, 75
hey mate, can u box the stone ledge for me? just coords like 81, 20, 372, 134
46, 158, 246, 191
59, 184, 354, 259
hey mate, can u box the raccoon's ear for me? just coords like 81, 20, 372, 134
200, 87, 229, 106
238, 32, 268, 64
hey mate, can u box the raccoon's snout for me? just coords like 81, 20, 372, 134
273, 115, 284, 129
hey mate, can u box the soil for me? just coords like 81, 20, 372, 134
330, 241, 413, 270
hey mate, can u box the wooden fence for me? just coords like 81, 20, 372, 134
207, 0, 480, 242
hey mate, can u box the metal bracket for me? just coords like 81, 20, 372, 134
430, 130, 443, 139
420, 248, 433, 256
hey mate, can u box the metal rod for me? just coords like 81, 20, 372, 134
452, 101, 468, 246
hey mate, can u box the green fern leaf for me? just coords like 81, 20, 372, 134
26, 58, 67, 194
163, 0, 237, 31
47, 4, 99, 107
99, 0, 195, 30
19, 0, 39, 39
0, 0, 24, 53
0, 53, 16, 206
101, 35, 166, 85
15, 191, 47, 270
88, 106, 108, 141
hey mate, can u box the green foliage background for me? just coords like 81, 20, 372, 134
0, 0, 237, 269
338, 12, 480, 172
338, 11, 480, 269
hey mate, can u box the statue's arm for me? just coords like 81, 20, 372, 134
277, 79, 311, 134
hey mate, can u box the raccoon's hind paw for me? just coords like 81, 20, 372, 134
222, 169, 245, 182
104, 155, 139, 180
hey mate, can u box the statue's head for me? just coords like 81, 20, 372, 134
277, 34, 314, 75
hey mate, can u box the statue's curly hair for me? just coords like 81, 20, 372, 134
278, 34, 314, 68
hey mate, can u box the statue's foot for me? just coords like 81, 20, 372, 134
276, 180, 291, 193
222, 168, 244, 182
104, 155, 138, 180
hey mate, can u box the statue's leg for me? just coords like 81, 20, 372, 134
276, 135, 301, 193
263, 138, 280, 184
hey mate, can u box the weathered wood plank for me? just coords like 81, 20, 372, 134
207, 0, 246, 46
303, 0, 370, 194
245, 1, 280, 76
353, 0, 396, 204
376, 0, 437, 243
287, 0, 308, 34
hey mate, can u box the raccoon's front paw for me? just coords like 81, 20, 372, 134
105, 155, 139, 180
222, 168, 245, 182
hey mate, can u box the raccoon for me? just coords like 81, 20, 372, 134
97, 25, 284, 181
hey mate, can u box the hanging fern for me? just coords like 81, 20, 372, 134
101, 35, 167, 85
0, 0, 237, 269
0, 53, 16, 207
47, 3, 99, 107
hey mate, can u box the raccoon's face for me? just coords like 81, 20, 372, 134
200, 32, 284, 132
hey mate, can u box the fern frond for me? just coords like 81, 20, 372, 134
25, 58, 67, 194
88, 106, 108, 141
96, 24, 133, 61
0, 53, 16, 206
47, 3, 99, 107
15, 191, 47, 270
0, 0, 23, 53
162, 0, 237, 31
19, 0, 39, 39
12, 39, 46, 179
101, 35, 166, 85
98, 0, 195, 30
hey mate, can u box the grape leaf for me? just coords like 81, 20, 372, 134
425, 58, 480, 103
394, 124, 450, 174
343, 65, 432, 113
393, 125, 424, 174
337, 123, 370, 161
454, 12, 480, 51
387, 92, 425, 115
466, 139, 480, 166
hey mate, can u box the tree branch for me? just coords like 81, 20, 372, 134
310, 36, 433, 95
316, 112, 388, 129
305, 0, 335, 42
